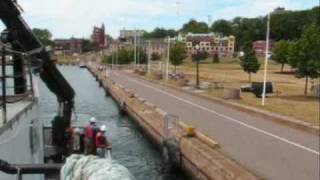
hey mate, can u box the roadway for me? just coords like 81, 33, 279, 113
109, 70, 319, 180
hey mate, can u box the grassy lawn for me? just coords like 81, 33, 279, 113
148, 58, 319, 125
55, 55, 79, 64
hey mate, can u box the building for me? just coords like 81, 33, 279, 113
140, 38, 167, 57
91, 24, 106, 50
54, 38, 83, 55
179, 33, 235, 57
119, 29, 145, 42
252, 40, 275, 57
272, 7, 287, 14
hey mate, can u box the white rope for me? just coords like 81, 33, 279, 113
61, 154, 134, 180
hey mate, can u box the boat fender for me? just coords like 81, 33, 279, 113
119, 102, 127, 115
162, 139, 181, 173
105, 87, 110, 96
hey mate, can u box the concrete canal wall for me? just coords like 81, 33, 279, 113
87, 64, 258, 180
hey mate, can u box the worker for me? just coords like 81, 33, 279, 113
95, 125, 111, 158
84, 117, 97, 155
73, 128, 82, 153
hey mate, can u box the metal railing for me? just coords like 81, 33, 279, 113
1, 46, 35, 124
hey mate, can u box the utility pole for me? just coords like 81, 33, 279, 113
147, 40, 151, 74
208, 15, 212, 26
116, 45, 119, 66
262, 13, 271, 106
111, 48, 114, 69
134, 29, 137, 68
137, 33, 140, 67
166, 36, 170, 80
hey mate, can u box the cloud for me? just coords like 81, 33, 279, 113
0, 0, 316, 38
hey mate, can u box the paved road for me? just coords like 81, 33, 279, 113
109, 70, 319, 180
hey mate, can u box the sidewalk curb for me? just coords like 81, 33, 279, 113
129, 72, 319, 135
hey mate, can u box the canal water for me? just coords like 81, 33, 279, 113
38, 66, 187, 180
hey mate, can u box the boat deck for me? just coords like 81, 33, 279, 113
0, 99, 35, 127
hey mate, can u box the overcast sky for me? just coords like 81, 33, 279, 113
2, 0, 318, 38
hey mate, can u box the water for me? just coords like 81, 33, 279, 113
38, 66, 187, 180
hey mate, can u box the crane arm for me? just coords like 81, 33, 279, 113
0, 0, 75, 148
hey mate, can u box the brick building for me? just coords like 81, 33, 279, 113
91, 24, 106, 50
252, 40, 275, 57
54, 38, 83, 55
119, 29, 145, 42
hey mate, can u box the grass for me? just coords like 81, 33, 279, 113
148, 58, 319, 125
55, 55, 79, 64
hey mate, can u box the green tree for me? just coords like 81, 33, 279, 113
288, 41, 299, 68
213, 53, 220, 63
32, 28, 53, 46
169, 43, 187, 73
102, 54, 112, 64
143, 28, 178, 38
211, 20, 233, 36
151, 52, 161, 61
181, 19, 209, 33
117, 48, 134, 64
240, 47, 260, 82
82, 40, 97, 52
137, 49, 148, 64
272, 40, 290, 72
192, 51, 208, 88
289, 23, 320, 96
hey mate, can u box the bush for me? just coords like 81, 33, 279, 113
213, 54, 220, 63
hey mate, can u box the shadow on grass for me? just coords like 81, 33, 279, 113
273, 71, 296, 75
275, 95, 318, 102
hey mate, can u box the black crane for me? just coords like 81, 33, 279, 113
0, 0, 75, 153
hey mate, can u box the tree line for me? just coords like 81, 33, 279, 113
144, 6, 319, 51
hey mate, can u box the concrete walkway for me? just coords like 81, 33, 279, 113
109, 70, 319, 180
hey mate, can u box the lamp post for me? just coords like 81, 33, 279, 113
166, 36, 170, 80
262, 13, 271, 106
134, 29, 137, 69
195, 44, 200, 89
111, 47, 114, 70
147, 40, 151, 74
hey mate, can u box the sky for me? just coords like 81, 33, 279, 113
1, 0, 319, 39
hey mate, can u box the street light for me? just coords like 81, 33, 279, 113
262, 13, 271, 106
195, 44, 200, 89
166, 36, 170, 80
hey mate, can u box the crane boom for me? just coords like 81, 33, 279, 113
0, 0, 75, 150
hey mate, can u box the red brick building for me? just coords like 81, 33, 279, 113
91, 24, 105, 50
54, 38, 83, 55
252, 40, 275, 57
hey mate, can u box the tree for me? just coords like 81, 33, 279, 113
137, 49, 148, 64
151, 52, 161, 61
240, 46, 260, 82
181, 19, 209, 33
32, 28, 53, 46
102, 54, 112, 64
272, 40, 290, 72
192, 51, 208, 88
289, 23, 320, 96
213, 53, 220, 63
143, 28, 178, 38
211, 20, 233, 36
82, 40, 97, 52
169, 43, 187, 73
117, 48, 134, 64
